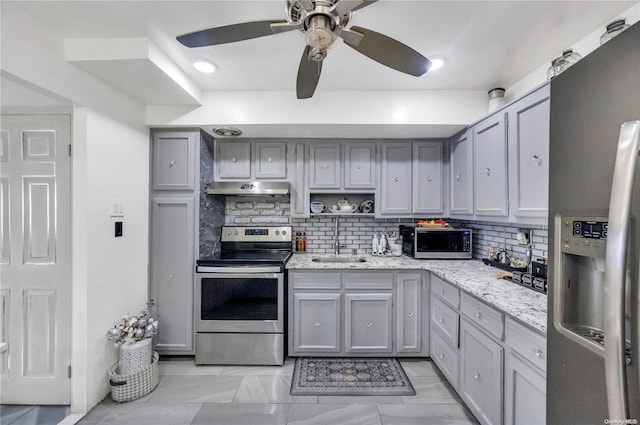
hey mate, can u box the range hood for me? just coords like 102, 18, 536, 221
206, 181, 290, 196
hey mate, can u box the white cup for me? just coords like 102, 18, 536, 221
310, 201, 327, 213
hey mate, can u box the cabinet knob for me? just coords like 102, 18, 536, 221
231, 157, 237, 163
440, 288, 445, 295
438, 316, 444, 323
357, 164, 363, 169
394, 177, 400, 182
408, 312, 414, 317
439, 353, 444, 360
456, 174, 461, 182
314, 322, 320, 327
535, 348, 543, 357
427, 176, 432, 182
532, 155, 542, 166
475, 311, 482, 319
169, 160, 175, 167
169, 273, 175, 278
268, 157, 273, 163
321, 164, 329, 169
366, 322, 373, 328
485, 168, 491, 177
474, 372, 481, 380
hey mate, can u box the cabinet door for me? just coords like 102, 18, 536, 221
378, 142, 412, 215
254, 142, 286, 179
431, 330, 460, 389
413, 141, 444, 214
344, 142, 375, 189
396, 273, 422, 353
449, 130, 474, 216
460, 319, 503, 425
345, 293, 393, 353
474, 114, 508, 217
216, 141, 251, 179
504, 352, 546, 425
293, 293, 341, 353
152, 132, 196, 191
150, 197, 195, 353
309, 142, 341, 189
507, 85, 550, 223
289, 142, 309, 218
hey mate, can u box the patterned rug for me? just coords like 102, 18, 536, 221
290, 358, 415, 396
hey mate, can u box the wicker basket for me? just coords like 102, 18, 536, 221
109, 351, 159, 402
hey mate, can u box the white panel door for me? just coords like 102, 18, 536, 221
0, 115, 71, 404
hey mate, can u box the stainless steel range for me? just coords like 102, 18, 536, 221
195, 226, 292, 365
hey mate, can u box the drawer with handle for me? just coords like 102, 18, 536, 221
431, 275, 460, 308
460, 292, 504, 340
505, 317, 546, 372
431, 296, 460, 348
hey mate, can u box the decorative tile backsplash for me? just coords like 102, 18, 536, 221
212, 195, 549, 260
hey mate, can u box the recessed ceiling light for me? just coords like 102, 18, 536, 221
428, 57, 445, 72
193, 59, 217, 73
213, 127, 243, 137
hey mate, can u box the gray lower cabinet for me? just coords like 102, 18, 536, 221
460, 318, 504, 425
292, 292, 341, 353
288, 270, 427, 357
344, 293, 392, 353
504, 317, 546, 425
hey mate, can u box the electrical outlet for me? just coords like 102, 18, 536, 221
109, 200, 125, 217
115, 221, 123, 237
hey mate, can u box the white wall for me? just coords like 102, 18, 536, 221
1, 1, 150, 413
507, 2, 640, 100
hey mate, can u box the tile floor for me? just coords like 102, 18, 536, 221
0, 404, 70, 425
77, 357, 479, 425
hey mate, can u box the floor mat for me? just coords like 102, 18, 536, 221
290, 358, 415, 396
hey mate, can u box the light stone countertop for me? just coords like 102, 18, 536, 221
286, 253, 548, 335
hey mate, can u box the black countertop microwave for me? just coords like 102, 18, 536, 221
399, 225, 472, 259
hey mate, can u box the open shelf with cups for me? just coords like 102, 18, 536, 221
309, 193, 375, 216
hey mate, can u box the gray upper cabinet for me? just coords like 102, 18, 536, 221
289, 142, 309, 218
254, 141, 287, 179
379, 141, 446, 217
449, 130, 474, 217
344, 142, 376, 189
152, 132, 196, 191
413, 141, 445, 214
474, 113, 508, 218
215, 140, 286, 180
308, 142, 341, 189
507, 84, 550, 224
378, 142, 412, 215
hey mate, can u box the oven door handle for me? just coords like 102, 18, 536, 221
196, 266, 283, 274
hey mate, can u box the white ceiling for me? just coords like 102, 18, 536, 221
8, 0, 636, 105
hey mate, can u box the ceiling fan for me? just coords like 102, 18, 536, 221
176, 0, 432, 99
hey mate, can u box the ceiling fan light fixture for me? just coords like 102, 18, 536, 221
193, 59, 217, 73
428, 57, 445, 72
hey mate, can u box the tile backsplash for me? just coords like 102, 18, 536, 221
220, 196, 548, 260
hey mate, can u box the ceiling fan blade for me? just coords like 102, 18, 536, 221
343, 25, 431, 76
177, 20, 288, 47
297, 46, 322, 99
338, 28, 364, 47
332, 0, 378, 16
270, 22, 302, 34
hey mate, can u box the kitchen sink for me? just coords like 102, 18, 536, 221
311, 256, 367, 263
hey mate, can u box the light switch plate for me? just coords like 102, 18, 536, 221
109, 200, 125, 217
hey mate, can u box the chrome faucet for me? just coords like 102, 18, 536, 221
334, 216, 345, 254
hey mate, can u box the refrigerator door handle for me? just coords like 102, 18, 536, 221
605, 120, 640, 421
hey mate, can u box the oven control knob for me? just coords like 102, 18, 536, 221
275, 230, 280, 235
234, 230, 239, 235
281, 230, 287, 236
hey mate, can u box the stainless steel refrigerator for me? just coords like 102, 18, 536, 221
548, 21, 640, 423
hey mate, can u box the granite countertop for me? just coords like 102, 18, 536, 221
286, 253, 548, 335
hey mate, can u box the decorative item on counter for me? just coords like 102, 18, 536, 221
600, 18, 630, 45
371, 233, 379, 254
379, 233, 388, 254
302, 232, 307, 252
547, 49, 582, 80
487, 87, 506, 113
